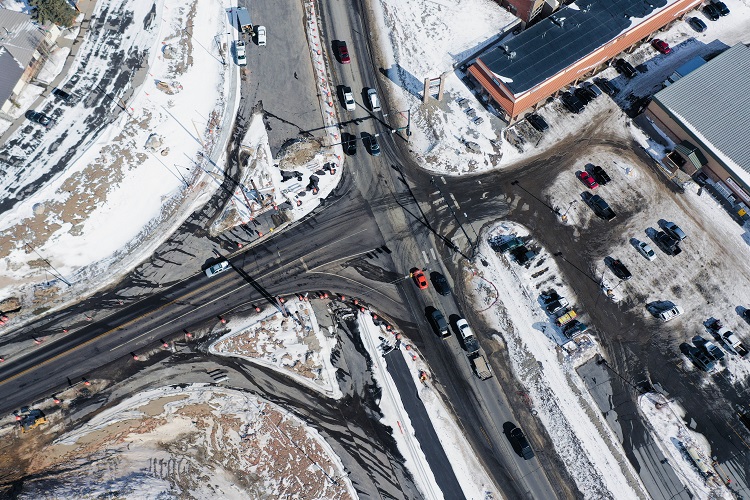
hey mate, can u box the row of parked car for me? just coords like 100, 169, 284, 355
540, 289, 589, 338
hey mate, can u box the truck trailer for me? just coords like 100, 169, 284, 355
236, 7, 253, 35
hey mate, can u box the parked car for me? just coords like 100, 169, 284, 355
26, 110, 51, 127
343, 133, 357, 155
609, 259, 632, 280
594, 78, 618, 96
429, 308, 450, 337
52, 87, 71, 101
341, 86, 356, 111
560, 92, 585, 113
688, 17, 707, 32
367, 88, 381, 112
412, 269, 428, 289
614, 58, 637, 78
655, 231, 682, 255
510, 427, 535, 460
658, 305, 683, 321
703, 3, 720, 20
511, 245, 537, 265
563, 320, 588, 337
591, 165, 611, 185
586, 194, 616, 220
684, 344, 716, 371
256, 25, 267, 46
235, 40, 247, 66
205, 260, 230, 277
636, 240, 657, 261
337, 41, 350, 63
651, 38, 671, 54
367, 134, 381, 156
495, 236, 524, 253
701, 339, 725, 361
663, 221, 687, 241
526, 113, 549, 132
431, 272, 451, 296
578, 171, 599, 189
575, 86, 597, 103
581, 81, 602, 97
710, 0, 729, 16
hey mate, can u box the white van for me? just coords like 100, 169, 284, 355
367, 88, 381, 112
256, 25, 266, 46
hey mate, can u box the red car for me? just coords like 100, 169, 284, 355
651, 39, 671, 55
578, 171, 599, 189
412, 269, 428, 290
337, 42, 351, 64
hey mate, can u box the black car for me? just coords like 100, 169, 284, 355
429, 308, 450, 337
26, 110, 51, 127
52, 88, 71, 101
510, 427, 535, 460
581, 81, 601, 97
430, 272, 451, 296
594, 78, 618, 96
609, 259, 632, 281
526, 113, 549, 132
368, 135, 381, 156
655, 231, 682, 256
688, 17, 707, 32
703, 3, 720, 20
560, 92, 585, 114
342, 133, 357, 155
614, 58, 637, 78
563, 320, 588, 338
591, 165, 611, 185
711, 0, 729, 16
573, 87, 594, 105
511, 245, 538, 265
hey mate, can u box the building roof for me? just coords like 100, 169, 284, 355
0, 8, 44, 107
478, 0, 675, 95
0, 48, 24, 106
653, 44, 750, 175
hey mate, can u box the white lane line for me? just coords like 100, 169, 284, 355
430, 248, 437, 260
440, 176, 447, 184
450, 193, 460, 209
422, 250, 429, 264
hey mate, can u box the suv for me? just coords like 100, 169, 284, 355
581, 81, 602, 97
367, 135, 381, 156
703, 3, 720, 20
510, 427, 535, 460
343, 133, 357, 155
688, 17, 707, 32
256, 25, 267, 46
205, 260, 231, 277
710, 0, 729, 16
52, 88, 72, 101
560, 92, 585, 113
614, 59, 637, 78
591, 165, 611, 185
609, 259, 632, 280
27, 110, 52, 127
367, 88, 381, 112
526, 113, 549, 132
655, 231, 681, 255
594, 78, 618, 96
663, 221, 687, 241
429, 309, 450, 337
574, 86, 596, 104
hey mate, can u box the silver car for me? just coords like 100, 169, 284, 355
636, 240, 656, 261
205, 260, 230, 277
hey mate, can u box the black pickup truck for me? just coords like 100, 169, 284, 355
591, 165, 611, 185
586, 194, 616, 221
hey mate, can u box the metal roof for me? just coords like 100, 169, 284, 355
653, 44, 750, 175
478, 0, 673, 95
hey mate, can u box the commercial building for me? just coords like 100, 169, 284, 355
467, 0, 702, 121
646, 43, 750, 217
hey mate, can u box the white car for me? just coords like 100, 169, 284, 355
456, 318, 475, 341
367, 88, 381, 112
256, 25, 266, 46
636, 240, 656, 261
235, 40, 247, 66
205, 260, 231, 277
658, 305, 683, 322
343, 86, 356, 111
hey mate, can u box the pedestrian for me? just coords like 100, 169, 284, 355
294, 72, 298, 80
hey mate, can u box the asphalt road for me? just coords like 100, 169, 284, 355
5, 1, 749, 499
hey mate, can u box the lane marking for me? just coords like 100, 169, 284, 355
450, 193, 460, 209
440, 176, 446, 184
430, 248, 436, 260
422, 250, 429, 264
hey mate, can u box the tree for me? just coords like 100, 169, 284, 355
29, 0, 77, 28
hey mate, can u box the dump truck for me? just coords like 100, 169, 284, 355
236, 7, 253, 35
469, 349, 492, 380
555, 309, 577, 327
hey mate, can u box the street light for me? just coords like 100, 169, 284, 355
561, 200, 578, 222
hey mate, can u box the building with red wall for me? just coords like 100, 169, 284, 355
468, 0, 702, 122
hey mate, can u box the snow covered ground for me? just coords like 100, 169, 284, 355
8, 385, 356, 499
638, 392, 732, 498
469, 221, 649, 499
209, 296, 343, 399
357, 312, 501, 500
